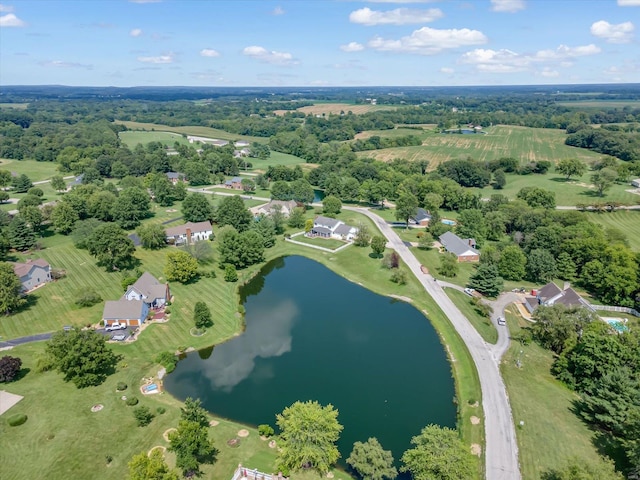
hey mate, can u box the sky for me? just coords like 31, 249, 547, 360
0, 0, 639, 87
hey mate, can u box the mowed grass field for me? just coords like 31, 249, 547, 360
502, 309, 610, 479
118, 131, 190, 148
0, 158, 61, 182
357, 125, 603, 169
584, 210, 640, 251
114, 120, 266, 144
274, 103, 401, 116
557, 100, 640, 108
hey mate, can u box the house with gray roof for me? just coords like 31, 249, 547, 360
409, 208, 432, 226
438, 231, 480, 262
251, 200, 298, 218
124, 272, 170, 309
224, 177, 243, 190
530, 282, 593, 312
166, 172, 186, 185
310, 215, 359, 241
10, 258, 52, 293
102, 299, 149, 327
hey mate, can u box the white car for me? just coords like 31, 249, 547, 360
497, 317, 506, 326
464, 287, 475, 296
105, 323, 126, 332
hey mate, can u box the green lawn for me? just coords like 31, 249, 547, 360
249, 151, 307, 170
358, 125, 603, 170
118, 131, 191, 148
291, 235, 347, 250
476, 172, 640, 206
445, 288, 498, 344
501, 308, 611, 480
584, 210, 640, 251
0, 158, 61, 182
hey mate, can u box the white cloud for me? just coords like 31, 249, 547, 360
200, 48, 220, 57
340, 42, 365, 52
440, 67, 454, 74
137, 53, 174, 64
129, 28, 142, 37
242, 45, 297, 65
618, 0, 640, 5
271, 6, 285, 15
349, 7, 443, 26
535, 44, 601, 60
540, 67, 559, 77
368, 26, 487, 55
491, 0, 526, 12
39, 60, 93, 69
0, 4, 14, 12
590, 20, 634, 43
0, 12, 24, 27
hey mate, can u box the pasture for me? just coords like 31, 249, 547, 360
557, 100, 640, 109
0, 102, 29, 109
279, 102, 400, 116
114, 121, 266, 144
584, 210, 640, 251
357, 125, 603, 169
0, 158, 61, 182
354, 126, 433, 141
118, 131, 190, 148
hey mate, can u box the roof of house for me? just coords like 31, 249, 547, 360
127, 272, 167, 301
524, 296, 538, 310
312, 226, 332, 235
166, 172, 184, 179
231, 177, 242, 183
537, 282, 563, 302
10, 259, 50, 278
334, 223, 355, 236
314, 215, 341, 230
165, 221, 213, 237
554, 287, 588, 308
438, 231, 480, 257
412, 208, 432, 222
103, 299, 146, 320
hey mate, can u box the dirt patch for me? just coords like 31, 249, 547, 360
268, 440, 277, 448
209, 420, 219, 427
91, 404, 104, 412
389, 294, 412, 303
148, 446, 166, 457
163, 428, 177, 442
237, 429, 249, 438
470, 416, 480, 425
470, 443, 482, 456
445, 344, 456, 362
50, 295, 63, 301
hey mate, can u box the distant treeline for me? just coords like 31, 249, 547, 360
566, 125, 640, 162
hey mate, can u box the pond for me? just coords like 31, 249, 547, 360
164, 255, 456, 470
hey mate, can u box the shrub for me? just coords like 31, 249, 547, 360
164, 306, 171, 314
133, 405, 154, 426
74, 288, 102, 308
34, 354, 55, 373
116, 382, 128, 391
0, 355, 22, 383
258, 424, 275, 437
224, 263, 238, 282
105, 455, 113, 464
155, 351, 178, 373
126, 396, 139, 406
157, 406, 166, 415
7, 413, 27, 426
382, 252, 400, 269
390, 270, 407, 285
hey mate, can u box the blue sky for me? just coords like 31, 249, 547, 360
1, 0, 639, 87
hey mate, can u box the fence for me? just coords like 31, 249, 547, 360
591, 305, 640, 317
230, 465, 287, 480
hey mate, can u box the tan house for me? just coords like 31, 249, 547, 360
251, 200, 298, 218
10, 259, 52, 293
165, 221, 213, 245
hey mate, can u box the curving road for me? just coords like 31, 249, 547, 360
345, 206, 520, 480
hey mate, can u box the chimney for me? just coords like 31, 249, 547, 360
186, 228, 192, 244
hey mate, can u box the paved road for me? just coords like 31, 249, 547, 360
0, 332, 53, 349
345, 206, 521, 480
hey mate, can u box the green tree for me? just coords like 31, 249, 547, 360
456, 209, 487, 245
88, 223, 136, 270
395, 191, 419, 228
7, 215, 35, 251
322, 195, 342, 217
113, 187, 151, 229
516, 187, 556, 209
492, 169, 506, 189
276, 400, 343, 475
347, 437, 397, 480
400, 424, 475, 480
71, 218, 104, 249
252, 216, 276, 248
418, 232, 434, 250
526, 248, 557, 283
217, 226, 265, 269
87, 191, 116, 222
531, 305, 596, 354
128, 449, 180, 480
17, 194, 41, 210
270, 180, 293, 200
50, 175, 67, 193
370, 236, 386, 257
437, 253, 459, 278
484, 211, 507, 241
224, 264, 238, 282
0, 191, 9, 203
0, 170, 12, 188
353, 223, 371, 247
45, 329, 121, 388
240, 178, 255, 193
304, 218, 314, 233
498, 245, 526, 281
468, 263, 503, 297
12, 173, 32, 193
133, 406, 154, 427
555, 252, 576, 281
291, 178, 315, 205
52, 202, 80, 234
181, 193, 214, 223
164, 250, 199, 283
0, 262, 25, 314
288, 207, 306, 228
136, 223, 167, 250
168, 420, 217, 477
181, 398, 210, 427
150, 175, 175, 207
20, 205, 44, 236
193, 301, 213, 329
590, 168, 618, 197
556, 158, 587, 180
216, 195, 252, 232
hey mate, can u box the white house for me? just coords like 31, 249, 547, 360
309, 215, 359, 241
124, 272, 171, 309
186, 135, 228, 147
165, 221, 213, 245
10, 259, 52, 293
251, 200, 298, 218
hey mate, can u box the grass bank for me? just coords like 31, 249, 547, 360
445, 288, 498, 344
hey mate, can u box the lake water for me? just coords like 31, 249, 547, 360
164, 255, 456, 468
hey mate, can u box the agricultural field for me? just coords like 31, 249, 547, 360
557, 100, 640, 109
358, 125, 603, 169
118, 131, 190, 149
276, 102, 401, 116
353, 126, 434, 141
475, 172, 640, 206
0, 102, 29, 109
584, 210, 640, 251
114, 121, 266, 144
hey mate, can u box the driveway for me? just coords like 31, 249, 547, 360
0, 332, 53, 349
345, 206, 521, 480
